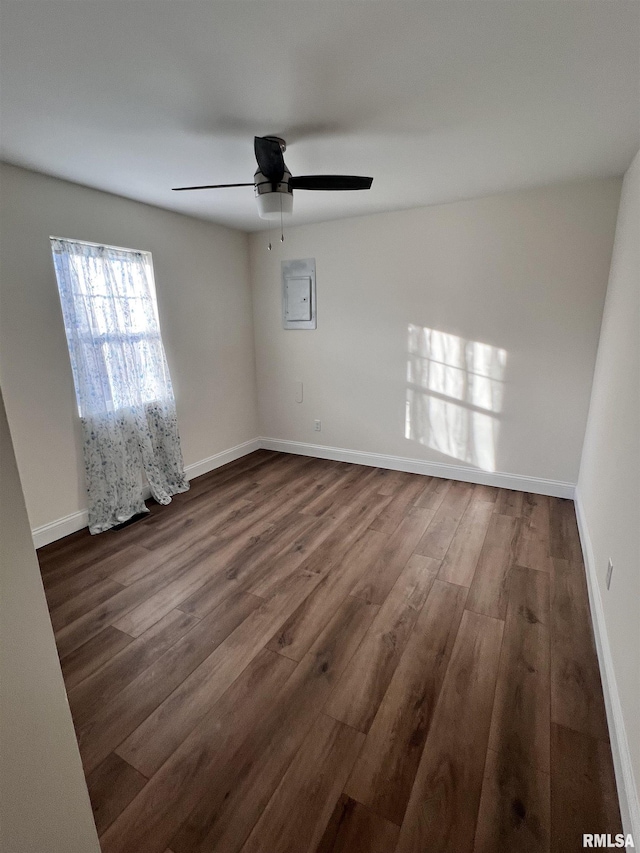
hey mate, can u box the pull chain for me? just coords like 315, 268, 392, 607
266, 194, 285, 250
280, 194, 285, 244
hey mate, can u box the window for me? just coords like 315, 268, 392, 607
50, 237, 174, 418
50, 237, 187, 532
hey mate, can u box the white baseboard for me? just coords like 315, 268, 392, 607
32, 509, 89, 550
258, 437, 575, 498
574, 488, 640, 842
183, 438, 261, 481
31, 434, 572, 540
31, 438, 261, 549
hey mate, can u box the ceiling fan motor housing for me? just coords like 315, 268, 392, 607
254, 168, 293, 219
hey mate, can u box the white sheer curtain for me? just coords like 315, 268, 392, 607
51, 238, 189, 533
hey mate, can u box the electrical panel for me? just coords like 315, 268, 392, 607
282, 258, 316, 329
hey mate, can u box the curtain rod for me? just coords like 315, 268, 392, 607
49, 236, 151, 256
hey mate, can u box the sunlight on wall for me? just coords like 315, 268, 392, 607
405, 325, 507, 471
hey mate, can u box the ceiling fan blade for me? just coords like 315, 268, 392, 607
289, 175, 373, 191
172, 182, 256, 191
254, 136, 285, 183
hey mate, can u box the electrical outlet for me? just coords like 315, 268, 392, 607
606, 558, 613, 590
314, 419, 321, 432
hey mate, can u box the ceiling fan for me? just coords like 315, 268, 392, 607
172, 136, 373, 219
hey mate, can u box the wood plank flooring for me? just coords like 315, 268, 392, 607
37, 450, 622, 853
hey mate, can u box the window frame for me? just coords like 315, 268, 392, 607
50, 236, 168, 418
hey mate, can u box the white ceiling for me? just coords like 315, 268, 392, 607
1, 1, 638, 232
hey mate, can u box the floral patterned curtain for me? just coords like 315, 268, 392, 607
51, 238, 189, 533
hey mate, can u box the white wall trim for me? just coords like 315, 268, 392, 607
32, 436, 572, 547
183, 438, 261, 481
31, 438, 261, 548
31, 509, 89, 550
574, 487, 640, 842
32, 435, 573, 544
258, 438, 575, 498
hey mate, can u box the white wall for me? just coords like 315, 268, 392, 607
0, 163, 258, 532
250, 179, 621, 489
0, 167, 621, 531
576, 150, 640, 836
0, 388, 101, 853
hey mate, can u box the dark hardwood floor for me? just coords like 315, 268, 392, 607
36, 450, 622, 853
